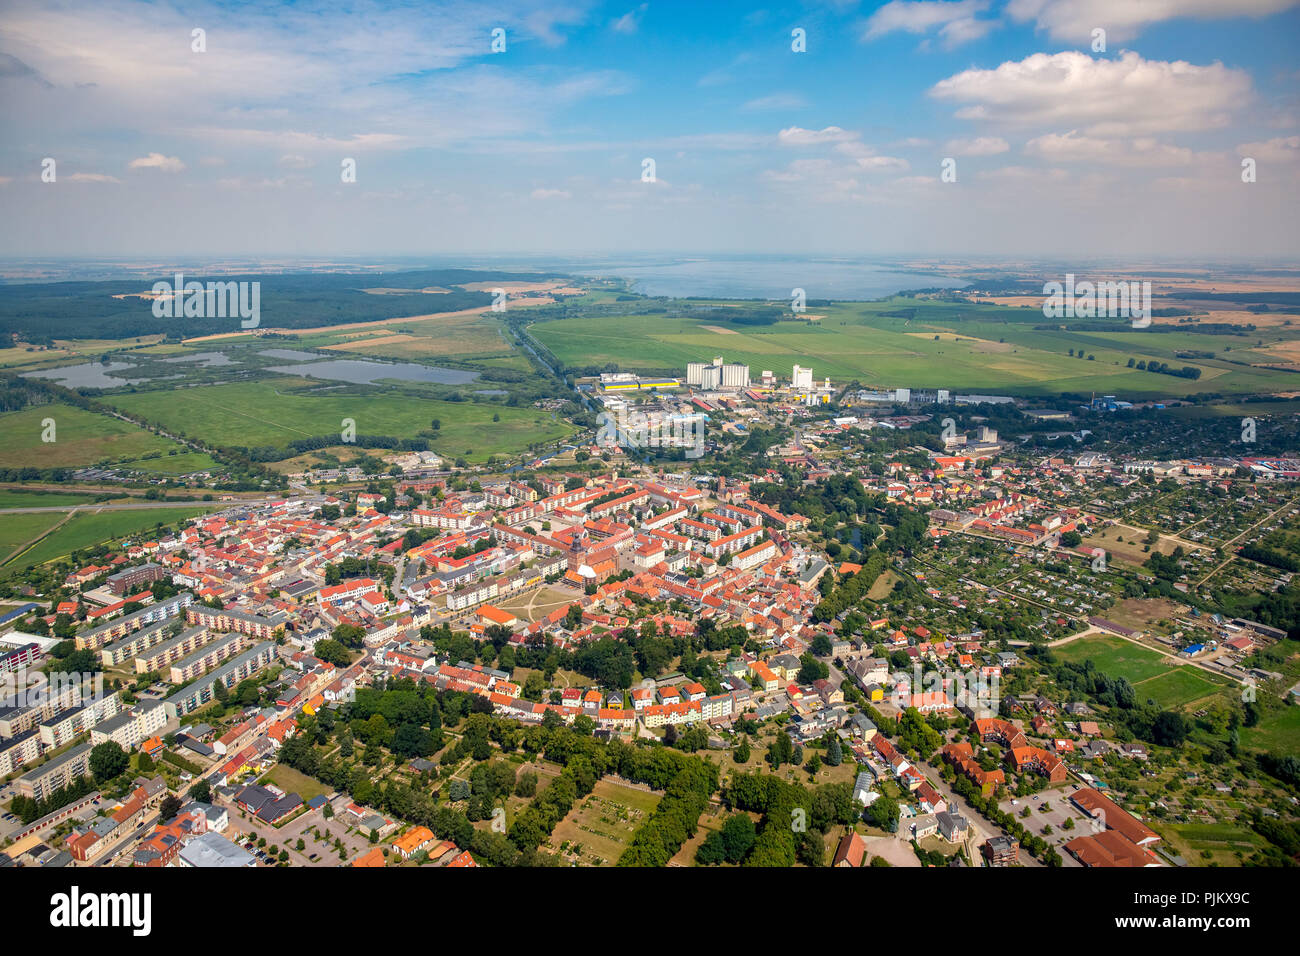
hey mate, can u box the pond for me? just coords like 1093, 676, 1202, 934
264, 358, 479, 386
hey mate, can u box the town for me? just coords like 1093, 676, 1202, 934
1, 368, 1296, 871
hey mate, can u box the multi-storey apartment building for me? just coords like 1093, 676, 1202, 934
76, 593, 194, 650
185, 606, 286, 640
163, 641, 277, 719
38, 691, 122, 748
90, 700, 169, 751
133, 626, 212, 674
16, 741, 94, 800
169, 631, 251, 684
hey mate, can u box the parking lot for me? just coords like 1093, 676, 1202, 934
998, 786, 1087, 866
226, 801, 374, 867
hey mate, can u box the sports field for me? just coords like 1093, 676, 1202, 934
1053, 633, 1230, 709
105, 379, 574, 462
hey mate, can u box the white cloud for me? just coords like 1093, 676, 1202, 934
743, 93, 809, 112
1024, 130, 1217, 166
530, 187, 572, 199
778, 126, 857, 146
835, 141, 910, 169
944, 136, 1009, 156
931, 51, 1252, 135
610, 4, 648, 34
863, 0, 996, 48
278, 155, 315, 169
127, 152, 185, 172
1236, 135, 1300, 163
1006, 0, 1300, 44
65, 172, 120, 183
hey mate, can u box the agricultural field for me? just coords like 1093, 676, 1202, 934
308, 310, 515, 361
2, 504, 221, 569
0, 512, 67, 564
0, 403, 185, 469
105, 379, 574, 463
547, 777, 661, 866
0, 490, 105, 509
528, 298, 1300, 398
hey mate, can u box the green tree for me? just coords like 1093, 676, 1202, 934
89, 742, 129, 782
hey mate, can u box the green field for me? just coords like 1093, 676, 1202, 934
1055, 634, 1231, 710
1131, 668, 1228, 709
1240, 704, 1300, 755
1162, 822, 1267, 866
1054, 634, 1173, 683
0, 403, 184, 469
114, 451, 222, 475
528, 299, 1300, 398
0, 512, 68, 563
105, 380, 574, 462
0, 490, 104, 509
3, 505, 222, 569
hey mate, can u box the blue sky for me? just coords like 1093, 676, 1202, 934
1, 0, 1298, 260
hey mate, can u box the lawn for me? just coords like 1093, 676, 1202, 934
260, 763, 334, 803
106, 380, 573, 463
495, 585, 580, 623
0, 403, 183, 469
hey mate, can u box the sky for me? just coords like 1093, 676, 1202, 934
1, 0, 1298, 262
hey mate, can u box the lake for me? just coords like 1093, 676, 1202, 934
571, 256, 966, 300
